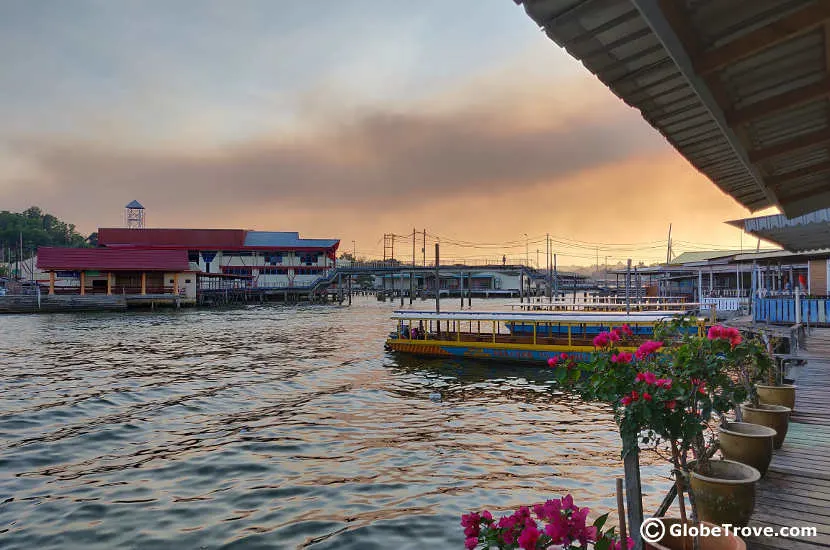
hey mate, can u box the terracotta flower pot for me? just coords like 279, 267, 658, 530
689, 459, 760, 527
740, 403, 791, 449
645, 518, 746, 550
718, 422, 777, 477
756, 384, 796, 411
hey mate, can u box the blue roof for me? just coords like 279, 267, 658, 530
243, 231, 339, 249
126, 200, 144, 209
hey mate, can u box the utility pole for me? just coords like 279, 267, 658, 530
411, 228, 415, 305
547, 234, 552, 303
435, 243, 440, 314
536, 249, 540, 269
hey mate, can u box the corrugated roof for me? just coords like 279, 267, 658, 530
37, 247, 189, 271
98, 228, 247, 249
729, 208, 830, 252
243, 231, 339, 249
516, 0, 830, 217
670, 250, 745, 264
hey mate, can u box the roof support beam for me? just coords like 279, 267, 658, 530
748, 128, 830, 163
695, 2, 830, 76
725, 76, 830, 126
766, 159, 830, 187
777, 185, 830, 207
635, 0, 778, 208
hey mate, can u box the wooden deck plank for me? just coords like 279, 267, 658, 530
746, 328, 830, 549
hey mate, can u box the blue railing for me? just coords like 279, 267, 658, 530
754, 297, 830, 325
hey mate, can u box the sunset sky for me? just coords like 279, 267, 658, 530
0, 0, 777, 265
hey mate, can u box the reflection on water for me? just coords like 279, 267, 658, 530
0, 298, 669, 549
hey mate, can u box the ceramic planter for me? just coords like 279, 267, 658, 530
718, 422, 777, 477
645, 518, 746, 550
740, 403, 791, 449
689, 459, 760, 527
756, 384, 796, 411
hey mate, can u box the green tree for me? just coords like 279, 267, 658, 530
0, 207, 90, 262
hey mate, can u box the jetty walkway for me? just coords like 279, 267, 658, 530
746, 328, 830, 549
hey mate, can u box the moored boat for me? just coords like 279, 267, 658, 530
385, 310, 704, 363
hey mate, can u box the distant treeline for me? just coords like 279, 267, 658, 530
0, 207, 93, 264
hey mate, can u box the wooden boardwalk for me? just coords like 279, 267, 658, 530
746, 328, 830, 549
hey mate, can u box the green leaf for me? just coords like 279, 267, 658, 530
593, 512, 609, 530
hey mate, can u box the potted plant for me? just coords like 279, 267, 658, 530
561, 319, 760, 535
461, 495, 633, 550
718, 333, 778, 473
735, 331, 791, 450
754, 333, 797, 411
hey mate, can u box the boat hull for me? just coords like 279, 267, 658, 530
385, 338, 621, 363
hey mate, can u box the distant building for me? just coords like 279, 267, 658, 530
37, 228, 340, 298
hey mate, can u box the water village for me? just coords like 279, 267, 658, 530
3, 1, 830, 550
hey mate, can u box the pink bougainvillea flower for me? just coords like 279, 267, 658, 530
593, 332, 611, 347
608, 329, 621, 343
643, 371, 657, 385
620, 395, 633, 406
642, 392, 652, 402
631, 390, 639, 401
655, 378, 672, 389
620, 324, 633, 336
547, 356, 559, 367
517, 521, 541, 550
481, 510, 492, 522
611, 351, 633, 364
635, 340, 663, 359
612, 536, 635, 550
465, 536, 478, 549
665, 399, 677, 410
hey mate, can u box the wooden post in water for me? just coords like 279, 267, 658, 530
553, 254, 558, 301
519, 265, 524, 303
338, 272, 343, 304
460, 270, 464, 309
623, 442, 644, 550
348, 273, 352, 306
467, 272, 472, 307
625, 259, 631, 314
435, 243, 440, 314
400, 271, 404, 307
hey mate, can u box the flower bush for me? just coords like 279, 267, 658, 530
462, 495, 633, 550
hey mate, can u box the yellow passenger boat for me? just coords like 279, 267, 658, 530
385, 310, 705, 363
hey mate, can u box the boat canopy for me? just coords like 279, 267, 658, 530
390, 310, 696, 323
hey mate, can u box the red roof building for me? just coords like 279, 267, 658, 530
97, 228, 247, 249
37, 247, 190, 271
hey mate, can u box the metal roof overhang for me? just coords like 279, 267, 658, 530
728, 208, 830, 252
516, 0, 830, 217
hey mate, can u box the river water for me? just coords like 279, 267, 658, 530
0, 297, 669, 549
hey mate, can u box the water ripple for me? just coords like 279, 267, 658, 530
0, 299, 670, 549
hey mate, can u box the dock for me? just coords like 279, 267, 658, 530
0, 294, 127, 313
746, 328, 830, 549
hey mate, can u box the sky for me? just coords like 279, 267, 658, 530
0, 0, 777, 265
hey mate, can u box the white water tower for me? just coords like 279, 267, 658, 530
125, 200, 145, 229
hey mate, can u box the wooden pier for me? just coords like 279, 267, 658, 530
0, 294, 127, 313
746, 328, 830, 549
